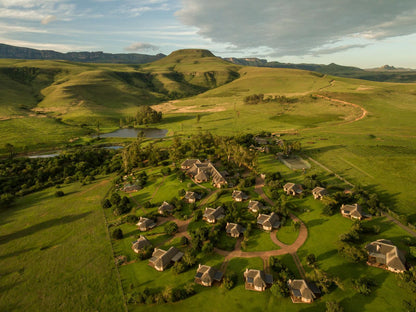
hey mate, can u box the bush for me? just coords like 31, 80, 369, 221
164, 222, 178, 235
161, 167, 171, 176
110, 192, 121, 206
112, 228, 123, 240
126, 214, 138, 224
137, 246, 154, 260
55, 190, 64, 197
102, 198, 112, 208
222, 272, 237, 290
352, 277, 375, 295
172, 261, 186, 274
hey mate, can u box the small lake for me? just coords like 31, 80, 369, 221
97, 128, 168, 139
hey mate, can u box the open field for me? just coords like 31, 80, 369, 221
0, 177, 124, 312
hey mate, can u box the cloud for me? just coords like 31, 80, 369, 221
41, 15, 56, 25
124, 42, 159, 52
176, 0, 416, 56
0, 0, 74, 22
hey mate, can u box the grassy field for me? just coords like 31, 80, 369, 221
0, 177, 124, 312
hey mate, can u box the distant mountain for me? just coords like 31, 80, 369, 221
0, 43, 165, 64
223, 57, 364, 74
223, 57, 416, 83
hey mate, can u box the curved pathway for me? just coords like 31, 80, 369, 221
215, 177, 308, 277
313, 94, 368, 125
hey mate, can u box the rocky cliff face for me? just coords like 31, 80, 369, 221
0, 43, 165, 64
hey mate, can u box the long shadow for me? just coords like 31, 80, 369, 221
306, 219, 328, 228
0, 280, 23, 295
0, 248, 36, 260
317, 249, 338, 262
162, 115, 195, 124
0, 211, 92, 245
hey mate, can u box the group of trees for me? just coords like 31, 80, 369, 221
0, 148, 121, 210
122, 138, 169, 172
128, 284, 195, 305
244, 94, 297, 105
337, 222, 379, 262
103, 192, 131, 216
168, 133, 257, 171
135, 106, 162, 125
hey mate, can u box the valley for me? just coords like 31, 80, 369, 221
1, 49, 416, 312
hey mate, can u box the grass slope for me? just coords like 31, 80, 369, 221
0, 177, 124, 312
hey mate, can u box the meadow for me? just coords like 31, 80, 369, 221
0, 177, 124, 312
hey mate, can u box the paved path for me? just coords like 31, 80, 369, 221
382, 213, 416, 237
213, 176, 309, 277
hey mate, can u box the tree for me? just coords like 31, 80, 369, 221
172, 261, 186, 274
4, 143, 15, 159
54, 190, 65, 197
110, 192, 121, 206
135, 106, 162, 125
222, 272, 237, 290
102, 199, 112, 208
352, 277, 374, 295
164, 222, 178, 235
112, 228, 123, 239
306, 253, 317, 267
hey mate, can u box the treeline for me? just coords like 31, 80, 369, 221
244, 94, 298, 105
121, 132, 258, 173
0, 148, 122, 209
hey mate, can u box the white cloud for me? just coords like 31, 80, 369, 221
0, 0, 74, 22
124, 42, 159, 52
176, 0, 416, 56
0, 23, 48, 33
41, 15, 56, 25
0, 37, 93, 52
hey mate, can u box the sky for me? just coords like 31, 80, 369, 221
1, 0, 416, 68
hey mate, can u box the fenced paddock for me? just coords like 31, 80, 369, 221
278, 155, 311, 170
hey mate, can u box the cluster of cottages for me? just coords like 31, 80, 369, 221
181, 159, 228, 188
128, 164, 408, 304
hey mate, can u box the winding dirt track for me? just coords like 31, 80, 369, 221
313, 94, 368, 125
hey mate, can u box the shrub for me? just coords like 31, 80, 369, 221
126, 214, 138, 224
54, 190, 64, 197
164, 222, 178, 235
102, 199, 112, 208
352, 277, 375, 295
222, 272, 237, 290
172, 261, 186, 274
112, 228, 123, 240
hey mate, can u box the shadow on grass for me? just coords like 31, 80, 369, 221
0, 248, 37, 261
0, 280, 23, 295
317, 249, 338, 262
162, 115, 198, 124
0, 211, 92, 245
307, 218, 328, 228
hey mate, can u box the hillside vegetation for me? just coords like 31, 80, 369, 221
1, 49, 415, 220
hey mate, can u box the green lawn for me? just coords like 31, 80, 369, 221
0, 177, 124, 312
276, 219, 300, 245
243, 228, 280, 252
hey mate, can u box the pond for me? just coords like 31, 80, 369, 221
97, 128, 168, 138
